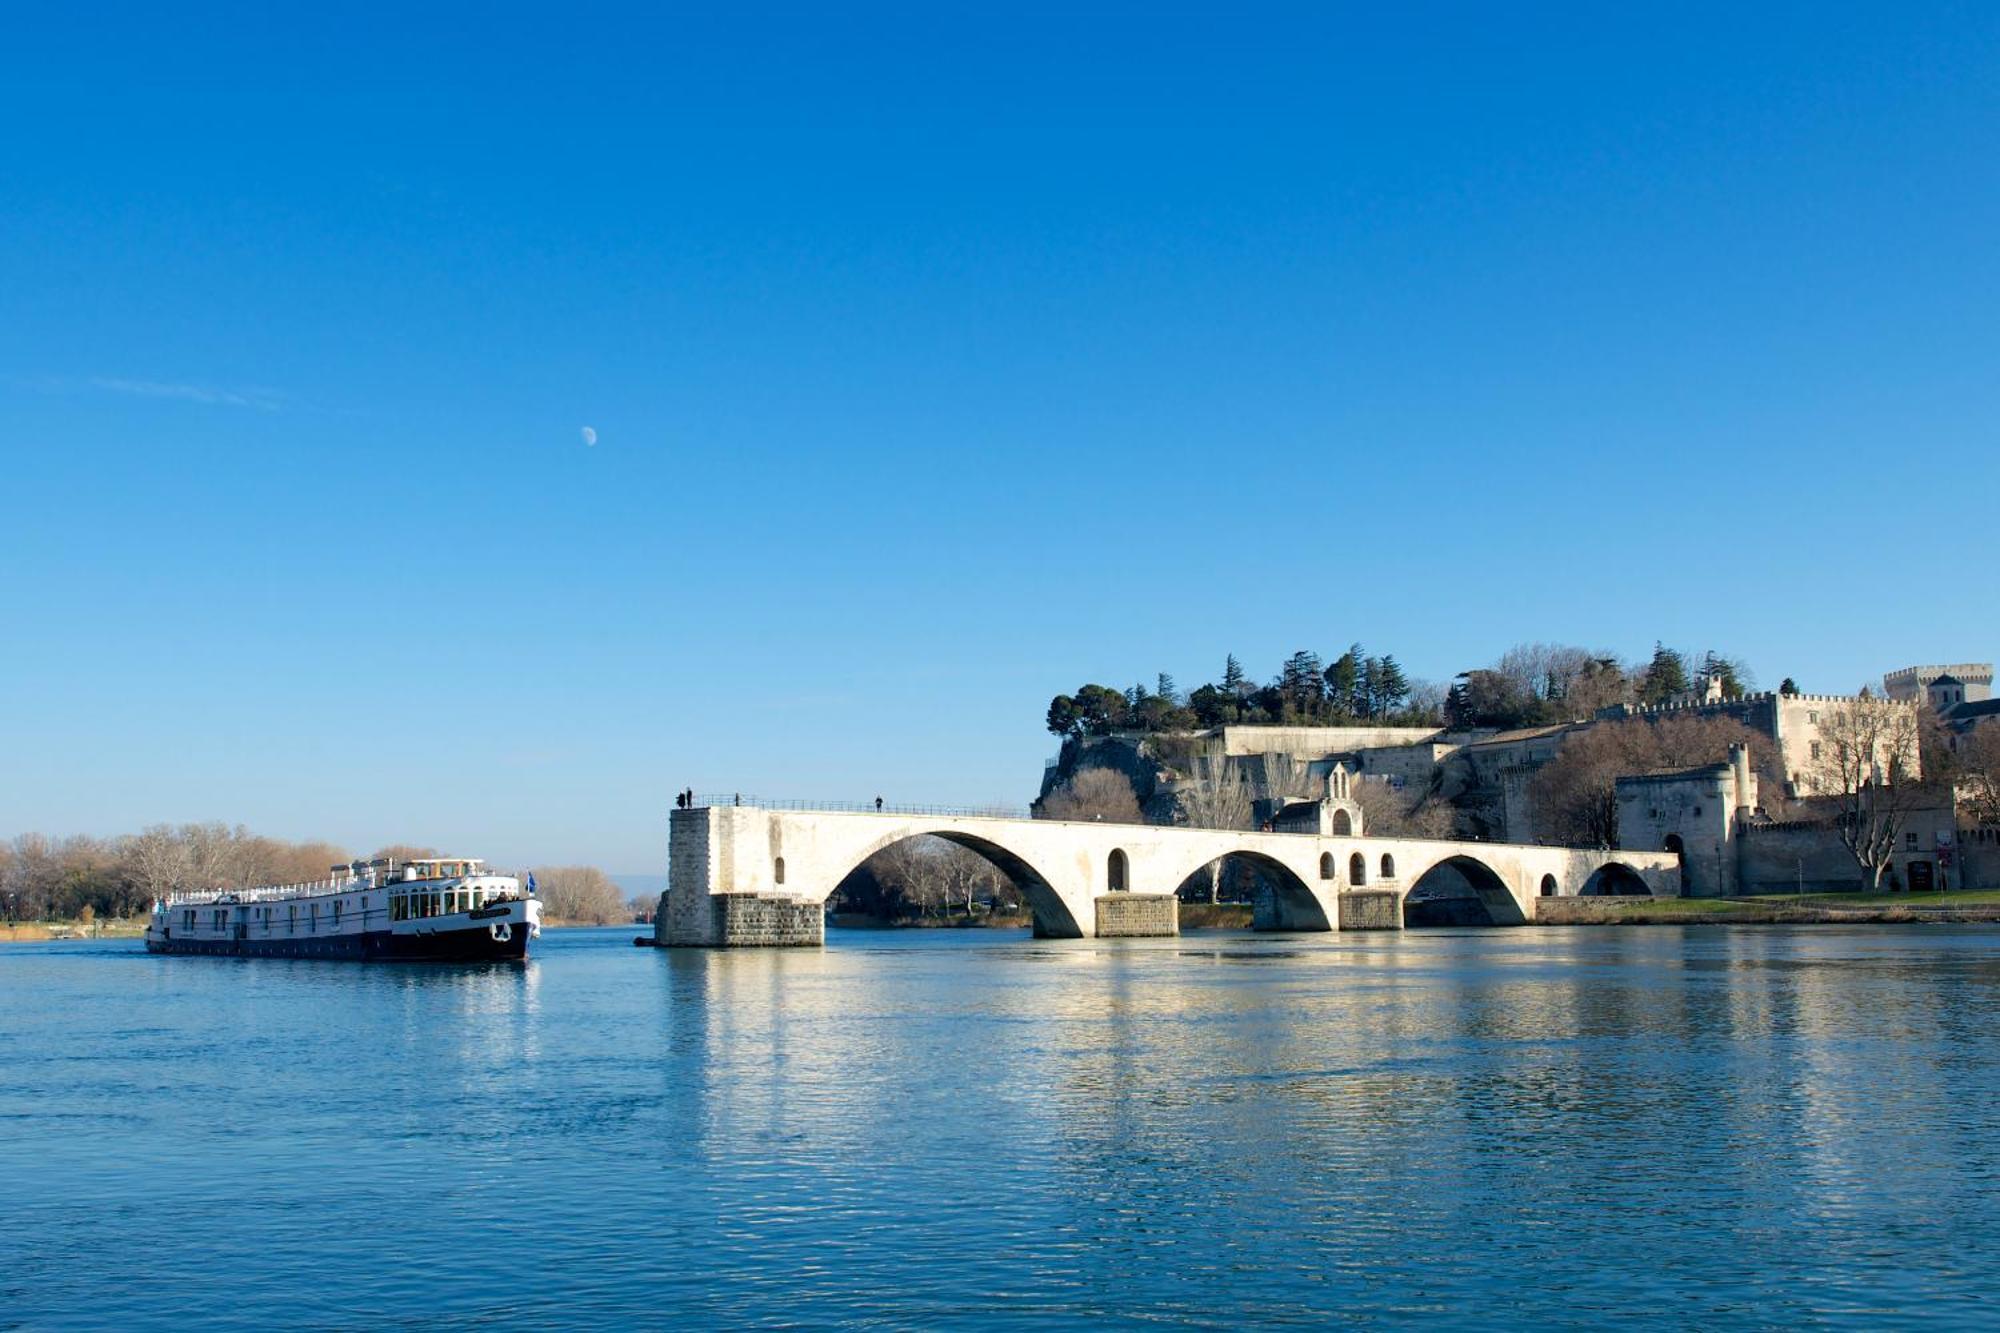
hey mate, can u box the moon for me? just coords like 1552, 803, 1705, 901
580, 426, 597, 446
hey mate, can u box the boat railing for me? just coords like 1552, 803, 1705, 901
162, 870, 522, 908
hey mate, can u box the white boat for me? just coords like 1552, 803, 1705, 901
144, 857, 541, 962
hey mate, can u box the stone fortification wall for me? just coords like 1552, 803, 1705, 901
1959, 827, 2000, 890
1210, 725, 1443, 757
1093, 894, 1179, 937
1737, 822, 1868, 894
1884, 664, 1995, 702
1354, 740, 1461, 790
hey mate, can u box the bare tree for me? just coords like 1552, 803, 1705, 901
1350, 778, 1454, 839
1527, 714, 1781, 847
1170, 765, 1253, 903
934, 843, 1004, 916
1957, 724, 2000, 824
181, 822, 250, 890
123, 824, 191, 903
531, 865, 628, 924
1038, 768, 1144, 823
371, 843, 440, 864
1807, 698, 1923, 891
1176, 764, 1252, 831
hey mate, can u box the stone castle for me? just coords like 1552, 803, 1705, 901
1039, 660, 2000, 897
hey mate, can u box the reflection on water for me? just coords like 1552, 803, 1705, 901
4, 925, 1999, 1328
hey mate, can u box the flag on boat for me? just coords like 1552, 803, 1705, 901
527, 872, 538, 896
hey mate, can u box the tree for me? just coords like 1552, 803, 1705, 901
531, 865, 628, 924
1038, 768, 1144, 823
1526, 714, 1781, 847
1779, 677, 1800, 696
1372, 655, 1411, 717
1222, 654, 1247, 695
1698, 651, 1751, 698
1806, 698, 1923, 891
1445, 669, 1542, 730
1187, 683, 1235, 727
1156, 673, 1180, 706
371, 843, 440, 864
1131, 693, 1195, 732
123, 824, 190, 904
1045, 694, 1081, 738
1956, 724, 2000, 824
1176, 764, 1252, 831
1174, 765, 1253, 903
1073, 684, 1130, 735
1278, 650, 1325, 717
1638, 643, 1690, 706
1349, 779, 1454, 839
1324, 647, 1361, 718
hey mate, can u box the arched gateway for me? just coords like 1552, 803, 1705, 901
656, 801, 1682, 947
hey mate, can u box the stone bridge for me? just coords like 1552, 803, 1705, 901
656, 801, 1682, 947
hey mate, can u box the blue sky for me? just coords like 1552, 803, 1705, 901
3, 3, 1996, 872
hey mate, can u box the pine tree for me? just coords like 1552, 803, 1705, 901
1639, 643, 1689, 705
1279, 650, 1326, 716
1223, 654, 1247, 695
1320, 644, 1368, 716
1375, 655, 1411, 714
1157, 672, 1179, 706
1357, 656, 1379, 718
1779, 677, 1800, 696
1699, 651, 1748, 698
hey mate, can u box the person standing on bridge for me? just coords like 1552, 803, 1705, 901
875, 796, 883, 812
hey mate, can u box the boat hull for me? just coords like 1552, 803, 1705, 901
145, 922, 533, 963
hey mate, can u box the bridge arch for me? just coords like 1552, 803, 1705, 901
1403, 855, 1527, 928
829, 827, 1086, 938
1579, 861, 1651, 897
1246, 853, 1330, 932
1167, 850, 1329, 932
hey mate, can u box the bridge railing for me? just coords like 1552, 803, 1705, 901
684, 794, 1036, 820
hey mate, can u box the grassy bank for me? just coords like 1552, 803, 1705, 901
1536, 891, 2000, 927
1178, 903, 1254, 929
829, 911, 1035, 930
1, 919, 147, 943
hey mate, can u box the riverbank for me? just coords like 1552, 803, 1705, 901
1536, 890, 2000, 927
826, 903, 1256, 931
0, 919, 147, 943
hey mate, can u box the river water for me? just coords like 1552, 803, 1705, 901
4, 924, 1998, 1329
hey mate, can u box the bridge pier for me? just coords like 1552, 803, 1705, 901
1094, 894, 1179, 938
